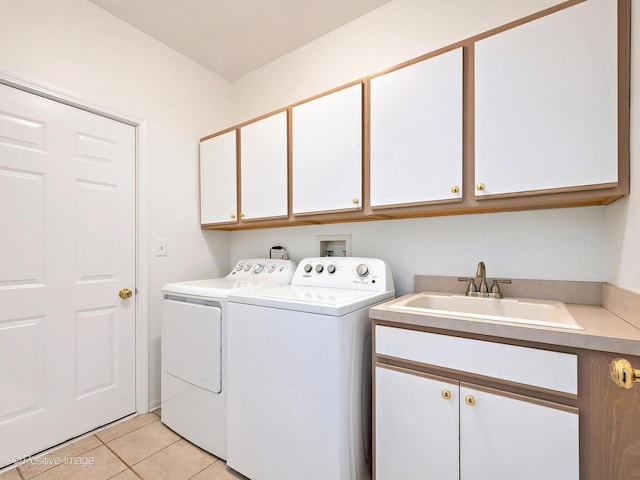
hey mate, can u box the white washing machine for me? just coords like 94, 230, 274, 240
226, 257, 395, 480
161, 258, 296, 459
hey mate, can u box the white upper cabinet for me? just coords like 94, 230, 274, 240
474, 0, 618, 196
200, 130, 237, 224
291, 83, 362, 215
240, 111, 288, 220
370, 48, 463, 207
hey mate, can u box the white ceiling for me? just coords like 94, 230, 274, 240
89, 0, 391, 81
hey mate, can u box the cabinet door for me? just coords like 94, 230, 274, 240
370, 48, 463, 206
200, 130, 237, 224
375, 366, 459, 480
291, 84, 362, 214
240, 111, 288, 220
474, 0, 618, 196
460, 385, 579, 480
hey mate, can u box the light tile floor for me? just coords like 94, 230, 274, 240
0, 410, 248, 480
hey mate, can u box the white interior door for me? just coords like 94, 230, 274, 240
0, 83, 136, 467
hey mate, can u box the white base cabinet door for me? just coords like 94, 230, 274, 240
375, 366, 459, 480
460, 385, 579, 480
375, 367, 579, 480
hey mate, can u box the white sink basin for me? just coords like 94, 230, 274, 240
389, 292, 583, 330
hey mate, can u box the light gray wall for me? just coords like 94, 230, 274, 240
230, 207, 607, 296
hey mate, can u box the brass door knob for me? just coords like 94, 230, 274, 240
610, 358, 640, 389
441, 389, 452, 400
465, 395, 476, 406
119, 288, 133, 299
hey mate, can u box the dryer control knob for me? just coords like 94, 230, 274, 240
236, 263, 244, 271
327, 264, 336, 274
304, 264, 313, 273
356, 264, 369, 277
253, 264, 264, 274
243, 264, 252, 272
315, 264, 324, 273
267, 265, 276, 273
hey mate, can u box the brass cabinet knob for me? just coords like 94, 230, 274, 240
441, 389, 452, 400
240, 213, 245, 218
465, 395, 476, 406
610, 358, 640, 389
476, 183, 485, 191
230, 213, 237, 219
352, 198, 360, 205
451, 185, 460, 194
119, 288, 133, 299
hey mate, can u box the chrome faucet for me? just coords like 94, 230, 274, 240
458, 261, 511, 298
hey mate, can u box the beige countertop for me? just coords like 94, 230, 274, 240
370, 293, 640, 356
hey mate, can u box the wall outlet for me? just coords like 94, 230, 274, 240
154, 238, 168, 257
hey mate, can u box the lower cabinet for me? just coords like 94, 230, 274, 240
375, 365, 579, 480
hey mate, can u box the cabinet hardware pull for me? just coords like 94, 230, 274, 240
441, 389, 452, 400
451, 185, 460, 194
610, 358, 640, 389
352, 198, 359, 205
240, 213, 245, 218
230, 213, 236, 219
465, 395, 476, 406
476, 183, 485, 191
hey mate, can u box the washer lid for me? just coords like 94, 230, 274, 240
163, 278, 268, 299
228, 285, 395, 316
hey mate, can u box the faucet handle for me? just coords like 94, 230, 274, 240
458, 277, 478, 296
489, 279, 512, 298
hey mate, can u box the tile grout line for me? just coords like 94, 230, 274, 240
127, 438, 184, 479
93, 437, 134, 479
186, 456, 222, 480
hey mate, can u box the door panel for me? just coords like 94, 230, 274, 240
0, 83, 136, 467
460, 385, 579, 480
375, 365, 459, 480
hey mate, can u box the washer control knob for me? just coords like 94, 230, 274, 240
253, 264, 264, 274
235, 263, 244, 271
327, 264, 336, 274
304, 264, 313, 273
243, 264, 252, 272
315, 264, 324, 273
267, 264, 276, 273
356, 264, 369, 277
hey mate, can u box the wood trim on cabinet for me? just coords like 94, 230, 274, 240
462, 42, 475, 207
235, 127, 242, 222
376, 353, 577, 406
617, 0, 631, 196
362, 78, 372, 216
581, 350, 640, 480
460, 380, 579, 415
287, 107, 293, 222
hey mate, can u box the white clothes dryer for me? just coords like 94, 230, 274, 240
161, 258, 296, 459
226, 257, 394, 480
